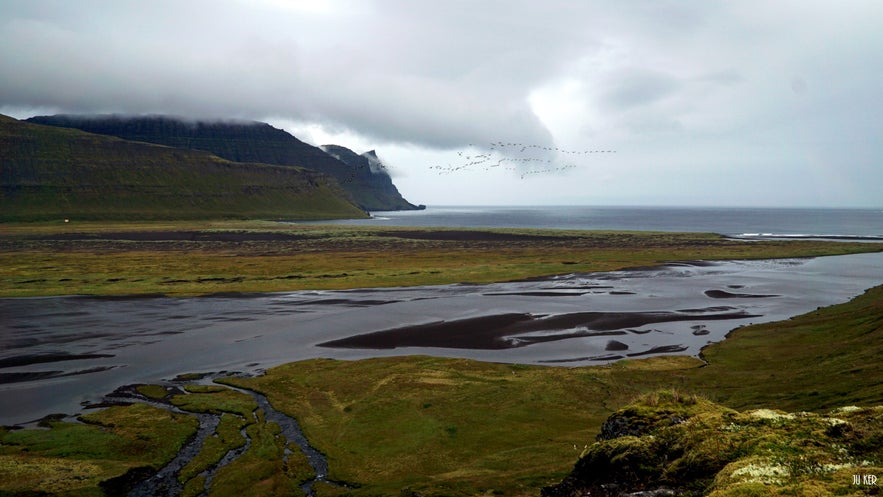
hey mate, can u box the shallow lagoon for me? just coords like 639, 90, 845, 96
2, 251, 883, 425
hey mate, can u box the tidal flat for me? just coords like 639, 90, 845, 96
1, 222, 882, 496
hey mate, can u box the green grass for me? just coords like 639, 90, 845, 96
136, 384, 169, 400
0, 377, 315, 497
684, 285, 883, 411
2, 222, 879, 297
207, 411, 307, 497
171, 386, 258, 417
0, 403, 197, 496
221, 356, 696, 496
178, 413, 250, 484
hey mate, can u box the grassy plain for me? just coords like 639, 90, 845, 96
1, 220, 880, 297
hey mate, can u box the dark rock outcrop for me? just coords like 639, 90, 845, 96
321, 145, 421, 211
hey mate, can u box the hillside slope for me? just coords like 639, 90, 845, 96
27, 114, 421, 211
0, 115, 368, 221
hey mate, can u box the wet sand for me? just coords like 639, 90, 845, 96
2, 251, 883, 426
317, 310, 760, 350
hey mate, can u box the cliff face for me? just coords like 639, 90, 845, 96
26, 114, 421, 212
0, 115, 368, 221
321, 145, 423, 211
543, 390, 883, 497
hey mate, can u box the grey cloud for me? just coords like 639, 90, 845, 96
694, 70, 743, 86
600, 69, 681, 111
0, 0, 569, 150
1, 1, 881, 206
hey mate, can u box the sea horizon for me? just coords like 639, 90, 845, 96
297, 204, 883, 240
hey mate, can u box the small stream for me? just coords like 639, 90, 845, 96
97, 374, 341, 497
199, 425, 251, 496
126, 411, 219, 497
247, 388, 351, 496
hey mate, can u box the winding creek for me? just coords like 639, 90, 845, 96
99, 375, 342, 497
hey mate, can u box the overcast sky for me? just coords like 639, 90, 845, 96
2, 0, 881, 207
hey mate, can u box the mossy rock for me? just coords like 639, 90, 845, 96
545, 393, 883, 497
597, 390, 730, 440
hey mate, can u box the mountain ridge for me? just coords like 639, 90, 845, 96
26, 114, 421, 212
0, 115, 369, 221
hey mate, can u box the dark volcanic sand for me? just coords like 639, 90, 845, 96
2, 252, 883, 425
373, 230, 579, 242
317, 310, 760, 350
704, 289, 779, 299
30, 230, 313, 242
27, 229, 575, 245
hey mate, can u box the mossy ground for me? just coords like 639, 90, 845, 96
0, 403, 197, 496
548, 391, 883, 496
1, 221, 879, 297
206, 410, 312, 497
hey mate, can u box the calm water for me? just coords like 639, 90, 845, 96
302, 206, 883, 239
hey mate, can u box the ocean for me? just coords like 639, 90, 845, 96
302, 206, 883, 240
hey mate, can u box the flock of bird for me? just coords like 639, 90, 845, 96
337, 141, 616, 183
430, 141, 616, 179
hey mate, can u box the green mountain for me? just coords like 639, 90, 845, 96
26, 114, 422, 211
0, 114, 369, 222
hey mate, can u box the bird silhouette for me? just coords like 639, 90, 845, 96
428, 140, 615, 179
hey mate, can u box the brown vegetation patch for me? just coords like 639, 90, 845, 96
31, 230, 312, 242
374, 229, 579, 242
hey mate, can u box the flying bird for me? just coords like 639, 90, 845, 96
430, 141, 616, 179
